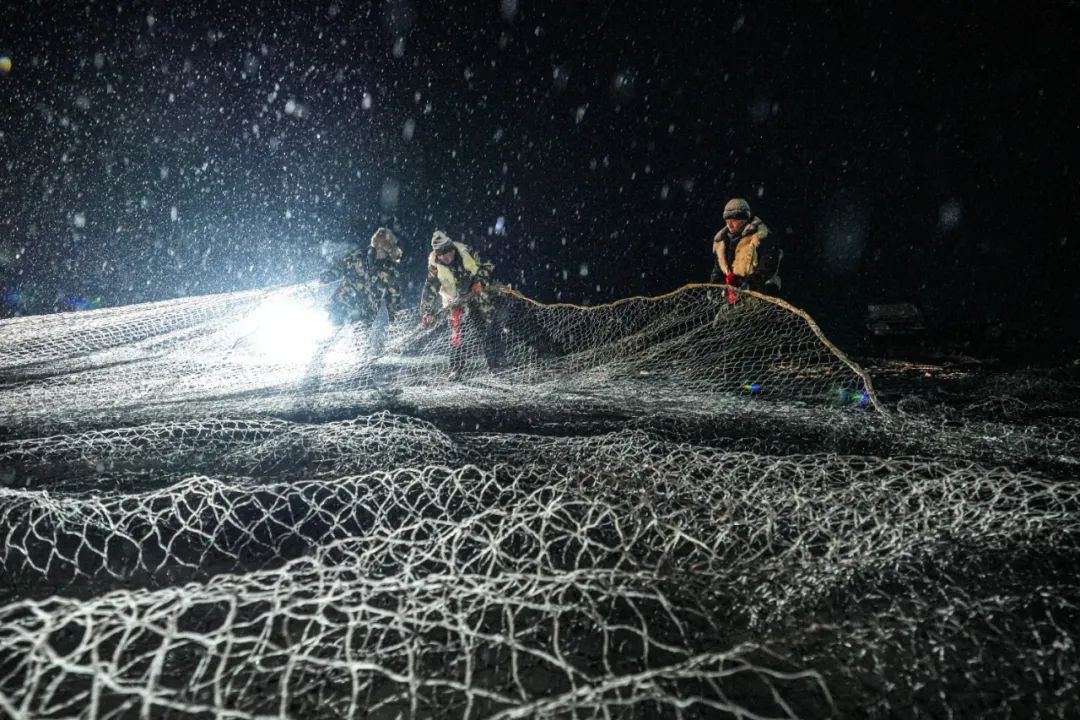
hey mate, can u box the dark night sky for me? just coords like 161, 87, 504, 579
1, 1, 1077, 354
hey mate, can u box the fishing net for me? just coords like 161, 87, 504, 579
0, 283, 877, 435
1, 282, 1078, 718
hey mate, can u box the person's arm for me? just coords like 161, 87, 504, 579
471, 248, 495, 286
710, 234, 723, 284
324, 248, 361, 285
332, 282, 350, 304
463, 247, 495, 298
419, 262, 441, 322
384, 262, 402, 320
744, 219, 772, 280
713, 233, 731, 277
755, 236, 780, 284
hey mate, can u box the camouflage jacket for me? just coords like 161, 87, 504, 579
333, 247, 402, 320
419, 242, 494, 317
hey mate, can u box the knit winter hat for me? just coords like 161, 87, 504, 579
431, 230, 453, 251
722, 198, 752, 220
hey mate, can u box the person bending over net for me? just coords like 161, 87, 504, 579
326, 227, 403, 328
710, 198, 783, 303
419, 230, 503, 379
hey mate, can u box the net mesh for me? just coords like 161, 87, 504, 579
0, 283, 878, 434
1, 282, 1077, 718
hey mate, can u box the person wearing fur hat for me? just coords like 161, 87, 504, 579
420, 230, 500, 376
327, 227, 403, 326
710, 198, 782, 301
420, 230, 496, 324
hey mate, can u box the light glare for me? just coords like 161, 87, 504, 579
247, 296, 333, 364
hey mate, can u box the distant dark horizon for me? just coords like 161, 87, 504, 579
1, 1, 1077, 357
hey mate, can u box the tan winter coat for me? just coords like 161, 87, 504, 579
713, 217, 770, 278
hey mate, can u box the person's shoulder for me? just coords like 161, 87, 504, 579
713, 229, 726, 242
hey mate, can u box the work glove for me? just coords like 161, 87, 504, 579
724, 273, 742, 305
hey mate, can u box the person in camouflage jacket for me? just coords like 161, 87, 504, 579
419, 230, 496, 324
328, 227, 403, 326
419, 230, 501, 377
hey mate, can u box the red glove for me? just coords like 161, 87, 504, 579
421, 314, 434, 327
724, 273, 742, 305
471, 281, 484, 296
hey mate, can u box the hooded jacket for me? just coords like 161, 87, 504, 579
420, 241, 494, 315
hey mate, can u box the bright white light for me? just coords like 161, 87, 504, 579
245, 296, 333, 364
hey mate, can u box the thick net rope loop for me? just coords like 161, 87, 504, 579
1, 283, 1077, 718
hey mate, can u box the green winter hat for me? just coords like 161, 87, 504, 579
722, 198, 752, 220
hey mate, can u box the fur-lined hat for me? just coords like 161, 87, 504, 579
370, 227, 402, 261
